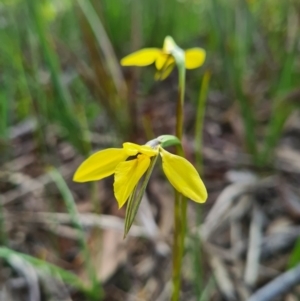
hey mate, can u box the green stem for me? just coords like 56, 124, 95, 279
172, 192, 183, 301
172, 48, 187, 301
195, 71, 211, 171
191, 72, 211, 298
172, 148, 187, 301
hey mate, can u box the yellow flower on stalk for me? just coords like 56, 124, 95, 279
73, 141, 207, 208
121, 36, 206, 80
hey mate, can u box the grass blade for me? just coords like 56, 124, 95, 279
0, 247, 91, 294
195, 71, 211, 170
48, 168, 102, 300
25, 0, 85, 153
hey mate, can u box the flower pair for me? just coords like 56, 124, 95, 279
121, 36, 206, 80
74, 141, 207, 208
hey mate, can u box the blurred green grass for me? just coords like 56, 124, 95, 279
1, 0, 299, 164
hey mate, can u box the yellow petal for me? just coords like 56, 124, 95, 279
160, 148, 207, 203
120, 48, 161, 66
73, 148, 127, 182
155, 63, 175, 80
123, 142, 158, 157
114, 154, 151, 208
185, 48, 206, 69
155, 53, 174, 70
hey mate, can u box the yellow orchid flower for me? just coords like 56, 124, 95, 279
120, 36, 206, 80
73, 141, 207, 208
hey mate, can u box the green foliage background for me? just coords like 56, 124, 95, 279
1, 0, 299, 163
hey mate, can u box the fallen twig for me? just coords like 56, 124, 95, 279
248, 263, 300, 301
244, 204, 264, 287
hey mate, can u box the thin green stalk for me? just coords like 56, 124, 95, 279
191, 209, 203, 298
191, 72, 210, 298
172, 44, 187, 301
195, 71, 211, 170
49, 168, 102, 300
172, 192, 183, 301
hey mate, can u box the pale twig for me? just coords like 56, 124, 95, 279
6, 211, 149, 238
9, 255, 40, 301
259, 226, 300, 260
1, 161, 78, 206
244, 204, 264, 287
208, 253, 237, 301
230, 265, 251, 301
230, 195, 251, 259
248, 264, 300, 301
201, 183, 255, 240
202, 239, 237, 300
137, 194, 170, 256
9, 118, 37, 139
156, 281, 172, 301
